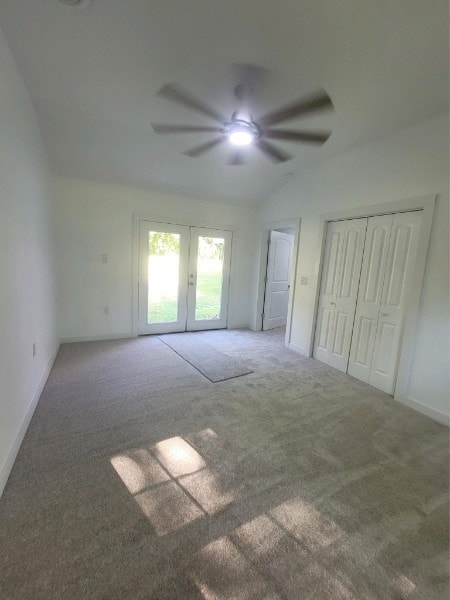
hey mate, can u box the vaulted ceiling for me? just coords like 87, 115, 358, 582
0, 0, 448, 204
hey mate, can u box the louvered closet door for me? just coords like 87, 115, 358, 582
368, 211, 422, 394
347, 214, 393, 383
314, 218, 367, 371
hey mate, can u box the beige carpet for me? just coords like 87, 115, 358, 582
0, 328, 448, 599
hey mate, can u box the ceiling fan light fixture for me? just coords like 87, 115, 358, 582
226, 118, 259, 147
229, 130, 253, 146
152, 79, 334, 164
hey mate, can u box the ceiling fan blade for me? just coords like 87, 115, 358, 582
183, 136, 226, 157
228, 150, 245, 166
152, 124, 223, 135
265, 129, 332, 144
157, 84, 226, 125
255, 139, 293, 163
258, 90, 333, 128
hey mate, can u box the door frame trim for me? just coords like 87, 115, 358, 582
132, 213, 234, 337
310, 195, 436, 405
254, 218, 301, 346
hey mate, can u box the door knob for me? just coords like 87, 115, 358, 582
189, 282, 194, 286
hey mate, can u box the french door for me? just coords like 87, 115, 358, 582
138, 221, 232, 335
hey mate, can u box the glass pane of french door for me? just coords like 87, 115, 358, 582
187, 228, 232, 331
195, 235, 225, 321
138, 222, 189, 335
147, 231, 180, 324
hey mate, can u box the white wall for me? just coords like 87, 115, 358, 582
54, 177, 257, 341
0, 28, 58, 494
257, 113, 449, 423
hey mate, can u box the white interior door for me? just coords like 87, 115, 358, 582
368, 211, 422, 394
186, 228, 232, 331
263, 231, 294, 330
328, 218, 367, 371
347, 214, 393, 382
315, 210, 423, 395
138, 221, 189, 334
314, 220, 346, 363
313, 218, 367, 371
138, 222, 232, 334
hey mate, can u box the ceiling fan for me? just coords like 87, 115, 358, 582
151, 73, 334, 165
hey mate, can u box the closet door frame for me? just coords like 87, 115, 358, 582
309, 195, 436, 405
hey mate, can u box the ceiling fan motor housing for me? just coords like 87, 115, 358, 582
225, 113, 261, 139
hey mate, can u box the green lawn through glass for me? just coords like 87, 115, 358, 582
148, 272, 222, 323
147, 232, 180, 324
195, 237, 224, 321
147, 233, 224, 324
195, 271, 222, 320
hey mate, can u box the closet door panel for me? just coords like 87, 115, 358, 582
322, 226, 344, 299
329, 309, 352, 366
313, 221, 346, 363
369, 211, 422, 394
370, 321, 397, 376
315, 307, 333, 356
348, 214, 393, 382
328, 218, 367, 371
353, 317, 375, 366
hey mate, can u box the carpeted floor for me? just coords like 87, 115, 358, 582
0, 328, 448, 599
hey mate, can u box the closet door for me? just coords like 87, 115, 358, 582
328, 218, 367, 371
368, 211, 422, 394
347, 214, 393, 382
313, 221, 346, 364
314, 218, 367, 371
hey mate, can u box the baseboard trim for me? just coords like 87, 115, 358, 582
0, 342, 60, 497
287, 341, 309, 357
60, 333, 134, 343
395, 394, 450, 427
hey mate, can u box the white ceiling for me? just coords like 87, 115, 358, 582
0, 0, 448, 205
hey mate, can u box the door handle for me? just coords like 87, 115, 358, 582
381, 313, 389, 317
330, 302, 335, 305
189, 282, 194, 286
